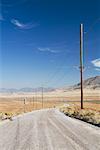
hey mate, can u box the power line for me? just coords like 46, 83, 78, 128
41, 19, 100, 94
44, 58, 68, 86
84, 17, 100, 69
85, 17, 100, 36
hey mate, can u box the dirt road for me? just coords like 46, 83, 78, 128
0, 109, 100, 150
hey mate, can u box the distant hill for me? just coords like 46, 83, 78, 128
71, 76, 100, 90
0, 76, 100, 93
0, 87, 55, 93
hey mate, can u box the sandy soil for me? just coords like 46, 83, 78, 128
0, 89, 100, 100
0, 89, 99, 114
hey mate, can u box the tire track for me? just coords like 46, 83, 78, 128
0, 109, 100, 150
48, 117, 83, 150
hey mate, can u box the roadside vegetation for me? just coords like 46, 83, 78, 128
0, 98, 100, 125
59, 104, 100, 127
0, 112, 15, 121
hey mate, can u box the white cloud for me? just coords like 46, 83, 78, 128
91, 58, 100, 68
11, 19, 39, 29
95, 68, 100, 71
38, 47, 60, 53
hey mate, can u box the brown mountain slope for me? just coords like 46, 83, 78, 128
73, 76, 100, 90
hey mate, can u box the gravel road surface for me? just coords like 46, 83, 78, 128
0, 109, 100, 150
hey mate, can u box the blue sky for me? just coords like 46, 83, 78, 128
0, 0, 100, 88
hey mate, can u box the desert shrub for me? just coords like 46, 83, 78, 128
60, 104, 100, 126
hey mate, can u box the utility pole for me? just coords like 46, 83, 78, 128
41, 87, 44, 109
80, 24, 84, 109
30, 99, 31, 111
24, 98, 26, 113
33, 96, 34, 110
35, 89, 37, 110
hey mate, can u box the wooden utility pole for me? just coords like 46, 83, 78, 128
35, 89, 37, 110
41, 87, 43, 109
80, 24, 84, 109
24, 98, 26, 113
33, 96, 34, 110
30, 99, 31, 111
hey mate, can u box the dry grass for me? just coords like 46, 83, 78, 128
0, 99, 61, 114
0, 94, 100, 122
60, 105, 100, 127
66, 101, 100, 111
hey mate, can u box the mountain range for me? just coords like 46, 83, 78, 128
69, 76, 100, 90
0, 87, 55, 93
0, 76, 100, 93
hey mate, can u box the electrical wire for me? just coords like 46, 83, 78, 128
43, 18, 100, 88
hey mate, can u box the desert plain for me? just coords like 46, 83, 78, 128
0, 88, 100, 114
